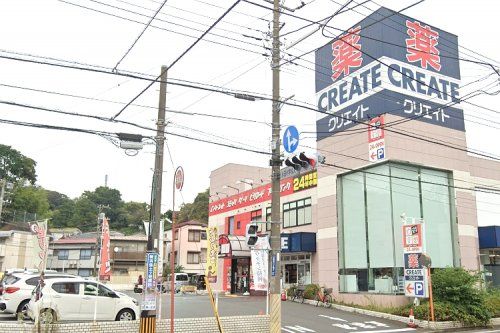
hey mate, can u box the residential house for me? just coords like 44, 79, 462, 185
166, 220, 207, 276
0, 230, 36, 272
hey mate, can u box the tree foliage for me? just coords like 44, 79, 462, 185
177, 189, 209, 223
7, 185, 50, 219
0, 144, 37, 184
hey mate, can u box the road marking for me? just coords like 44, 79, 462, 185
365, 321, 390, 327
351, 322, 376, 329
282, 325, 316, 332
318, 314, 347, 322
333, 324, 359, 330
356, 328, 416, 333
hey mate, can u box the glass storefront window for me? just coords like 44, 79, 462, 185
338, 162, 457, 294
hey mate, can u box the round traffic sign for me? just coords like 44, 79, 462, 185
174, 166, 184, 190
283, 125, 299, 153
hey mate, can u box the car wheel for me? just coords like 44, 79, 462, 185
16, 300, 30, 320
39, 309, 56, 324
116, 309, 135, 321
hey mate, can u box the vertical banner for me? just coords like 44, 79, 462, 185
142, 252, 159, 310
158, 220, 164, 277
206, 227, 219, 283
402, 220, 427, 298
29, 219, 48, 271
251, 236, 270, 291
99, 218, 111, 281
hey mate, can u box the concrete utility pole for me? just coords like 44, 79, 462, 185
269, 0, 282, 332
0, 180, 6, 220
140, 65, 167, 333
93, 206, 107, 279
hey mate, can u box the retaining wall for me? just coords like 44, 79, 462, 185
0, 315, 269, 333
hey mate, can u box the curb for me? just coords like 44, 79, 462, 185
288, 298, 500, 330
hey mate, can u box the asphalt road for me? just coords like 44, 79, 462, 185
1, 292, 498, 333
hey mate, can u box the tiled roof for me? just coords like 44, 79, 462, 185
54, 237, 96, 244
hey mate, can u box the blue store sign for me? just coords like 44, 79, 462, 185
281, 232, 316, 253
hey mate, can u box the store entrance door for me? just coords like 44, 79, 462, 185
230, 258, 250, 294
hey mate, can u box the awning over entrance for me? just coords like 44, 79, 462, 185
219, 234, 251, 258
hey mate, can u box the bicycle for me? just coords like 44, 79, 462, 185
315, 287, 333, 308
291, 284, 305, 303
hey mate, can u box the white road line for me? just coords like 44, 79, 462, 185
356, 328, 416, 333
283, 325, 316, 332
318, 314, 347, 322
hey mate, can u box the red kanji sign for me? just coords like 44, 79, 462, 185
407, 253, 420, 269
331, 26, 363, 80
403, 224, 423, 253
368, 116, 384, 143
405, 20, 441, 71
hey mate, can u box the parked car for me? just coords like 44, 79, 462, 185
0, 270, 74, 318
27, 277, 139, 323
190, 274, 206, 290
165, 273, 189, 292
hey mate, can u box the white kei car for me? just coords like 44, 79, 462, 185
27, 278, 139, 323
0, 270, 75, 318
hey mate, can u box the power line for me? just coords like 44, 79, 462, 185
1, 49, 499, 160
111, 0, 243, 120
57, 0, 265, 57
0, 82, 270, 125
113, 0, 169, 71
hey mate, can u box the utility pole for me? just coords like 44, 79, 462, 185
93, 205, 108, 278
269, 0, 282, 332
0, 180, 6, 220
140, 65, 167, 333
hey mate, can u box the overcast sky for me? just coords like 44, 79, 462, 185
0, 0, 499, 218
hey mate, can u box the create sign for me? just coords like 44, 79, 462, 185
315, 7, 463, 139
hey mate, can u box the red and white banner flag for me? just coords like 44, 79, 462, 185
29, 220, 48, 271
99, 218, 111, 281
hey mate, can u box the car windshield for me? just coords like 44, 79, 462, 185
176, 275, 188, 281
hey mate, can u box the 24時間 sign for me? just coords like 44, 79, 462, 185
209, 171, 318, 216
315, 7, 463, 140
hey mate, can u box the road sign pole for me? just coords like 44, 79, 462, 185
427, 267, 435, 321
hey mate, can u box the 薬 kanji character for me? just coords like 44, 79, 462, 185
331, 26, 363, 81
406, 20, 441, 71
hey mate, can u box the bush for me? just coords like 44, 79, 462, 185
303, 284, 320, 300
485, 288, 500, 317
287, 286, 296, 297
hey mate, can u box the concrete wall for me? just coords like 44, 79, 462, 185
0, 231, 36, 271
0, 315, 269, 333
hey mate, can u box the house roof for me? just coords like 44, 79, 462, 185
174, 220, 207, 228
54, 237, 96, 244
49, 228, 81, 233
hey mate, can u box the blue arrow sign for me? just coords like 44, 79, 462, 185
283, 126, 299, 153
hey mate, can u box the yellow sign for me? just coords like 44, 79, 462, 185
206, 227, 219, 283
293, 170, 318, 192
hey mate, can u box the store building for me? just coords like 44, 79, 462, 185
208, 7, 500, 306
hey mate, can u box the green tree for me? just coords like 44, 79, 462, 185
120, 201, 150, 234
82, 186, 124, 230
50, 198, 76, 228
8, 185, 50, 219
70, 197, 98, 231
177, 189, 209, 223
45, 190, 70, 210
0, 144, 37, 184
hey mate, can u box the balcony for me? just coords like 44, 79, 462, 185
112, 251, 146, 261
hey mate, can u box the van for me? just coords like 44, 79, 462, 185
166, 273, 189, 292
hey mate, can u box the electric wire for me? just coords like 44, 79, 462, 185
1, 49, 499, 160
111, 0, 243, 120
112, 0, 169, 71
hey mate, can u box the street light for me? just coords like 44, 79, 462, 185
222, 185, 240, 193
236, 179, 254, 189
